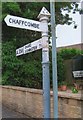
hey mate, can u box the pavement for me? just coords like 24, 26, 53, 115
1, 105, 29, 119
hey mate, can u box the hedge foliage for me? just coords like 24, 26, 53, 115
2, 41, 83, 88
2, 41, 42, 88
58, 48, 82, 59
57, 48, 83, 84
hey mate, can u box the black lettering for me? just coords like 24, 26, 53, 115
21, 21, 24, 25
35, 46, 37, 50
16, 19, 21, 25
27, 22, 31, 27
36, 24, 39, 29
30, 23, 36, 28
30, 23, 39, 29
9, 18, 22, 25
9, 18, 12, 23
33, 23, 36, 28
34, 24, 37, 28
12, 19, 16, 24
28, 48, 31, 51
31, 46, 37, 51
19, 49, 23, 54
25, 43, 31, 49
16, 50, 19, 55
19, 20, 22, 25
24, 21, 28, 26
25, 48, 31, 53
16, 19, 19, 24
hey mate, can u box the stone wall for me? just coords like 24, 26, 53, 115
1, 86, 83, 118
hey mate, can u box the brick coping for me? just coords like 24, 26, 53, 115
1, 85, 43, 94
0, 85, 83, 100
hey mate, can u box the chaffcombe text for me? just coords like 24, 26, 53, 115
9, 18, 39, 29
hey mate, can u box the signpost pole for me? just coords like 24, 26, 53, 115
38, 9, 50, 118
50, 1, 58, 118
5, 7, 51, 118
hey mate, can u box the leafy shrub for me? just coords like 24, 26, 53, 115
58, 48, 81, 60
2, 41, 42, 88
57, 48, 83, 85
57, 54, 65, 83
2, 41, 83, 89
2, 41, 25, 86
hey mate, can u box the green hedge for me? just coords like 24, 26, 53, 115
58, 48, 82, 60
2, 41, 83, 88
57, 48, 83, 84
2, 41, 42, 88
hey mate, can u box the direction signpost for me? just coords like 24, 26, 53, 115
4, 7, 51, 118
16, 46, 24, 56
4, 15, 47, 32
24, 38, 43, 54
38, 7, 51, 118
4, 15, 41, 32
16, 38, 46, 56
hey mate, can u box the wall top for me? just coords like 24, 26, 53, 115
1, 85, 83, 100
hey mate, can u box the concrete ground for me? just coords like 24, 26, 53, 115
2, 105, 29, 118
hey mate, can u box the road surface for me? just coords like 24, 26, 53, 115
1, 105, 29, 118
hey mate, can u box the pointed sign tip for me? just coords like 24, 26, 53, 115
38, 7, 50, 18
4, 15, 11, 25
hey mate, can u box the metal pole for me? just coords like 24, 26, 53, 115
38, 10, 50, 118
50, 1, 58, 118
81, 5, 83, 120
81, 0, 83, 44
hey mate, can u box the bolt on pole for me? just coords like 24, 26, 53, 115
50, 1, 58, 118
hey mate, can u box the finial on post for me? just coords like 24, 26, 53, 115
38, 7, 51, 21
